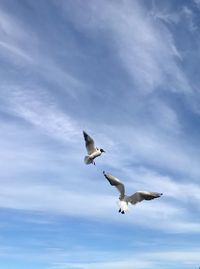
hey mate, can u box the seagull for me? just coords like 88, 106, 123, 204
103, 171, 163, 214
83, 131, 105, 165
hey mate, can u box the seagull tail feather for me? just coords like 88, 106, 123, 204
84, 156, 93, 165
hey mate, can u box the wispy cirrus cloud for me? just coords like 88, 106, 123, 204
0, 7, 85, 98
0, 171, 199, 234
1, 86, 80, 143
1, 1, 200, 268
56, 0, 191, 94
52, 248, 200, 269
150, 1, 198, 33
181, 6, 198, 32
0, 40, 33, 62
0, 0, 199, 235
1, 240, 199, 269
150, 1, 180, 25
194, 0, 200, 8
0, 8, 36, 64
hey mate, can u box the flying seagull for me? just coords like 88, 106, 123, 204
103, 171, 163, 214
83, 131, 105, 165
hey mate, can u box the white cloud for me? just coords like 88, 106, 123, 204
146, 98, 181, 134
52, 249, 200, 269
0, 7, 85, 98
123, 167, 200, 205
99, 118, 200, 181
2, 243, 198, 269
0, 40, 33, 62
0, 9, 29, 40
110, 1, 190, 93
0, 0, 199, 248
181, 6, 197, 32
57, 0, 191, 93
1, 86, 80, 143
56, 260, 154, 269
0, 8, 36, 65
194, 0, 200, 8
150, 1, 180, 25
146, 249, 200, 263
1, 2, 200, 268
0, 174, 199, 234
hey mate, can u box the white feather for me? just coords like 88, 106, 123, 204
119, 200, 128, 212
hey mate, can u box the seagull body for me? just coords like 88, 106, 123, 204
103, 171, 163, 214
83, 131, 105, 165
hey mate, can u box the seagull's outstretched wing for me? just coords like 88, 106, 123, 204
103, 171, 125, 198
128, 191, 163, 205
83, 131, 96, 155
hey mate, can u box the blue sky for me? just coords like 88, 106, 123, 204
0, 0, 200, 268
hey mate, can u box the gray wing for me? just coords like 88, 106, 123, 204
103, 171, 125, 198
83, 131, 96, 154
128, 191, 163, 205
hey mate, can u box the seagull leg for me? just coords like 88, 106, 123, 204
118, 208, 121, 213
121, 211, 125, 214
93, 161, 96, 166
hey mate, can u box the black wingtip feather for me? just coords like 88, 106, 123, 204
83, 131, 88, 140
103, 171, 108, 179
103, 172, 116, 187
103, 171, 110, 182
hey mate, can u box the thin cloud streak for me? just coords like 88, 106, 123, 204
53, 249, 200, 269
0, 1, 200, 268
57, 0, 191, 93
0, 178, 199, 233
0, 7, 86, 98
1, 86, 80, 143
0, 40, 33, 62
